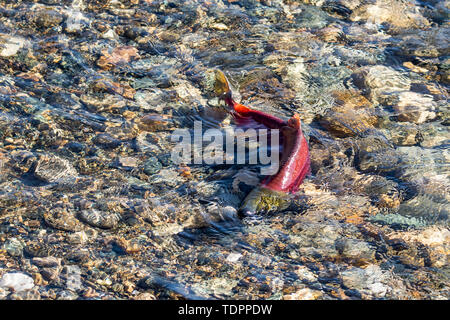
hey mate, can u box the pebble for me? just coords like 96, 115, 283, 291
143, 156, 162, 175
78, 209, 121, 229
97, 46, 140, 70
33, 154, 77, 183
101, 29, 119, 40
352, 65, 411, 105
341, 265, 389, 298
226, 252, 242, 263
0, 36, 27, 57
356, 134, 400, 174
0, 0, 448, 301
40, 267, 60, 282
44, 208, 83, 232
3, 238, 24, 257
350, 0, 429, 29
60, 265, 82, 292
319, 105, 376, 137
34, 9, 65, 29
394, 91, 437, 124
136, 114, 173, 132
32, 256, 61, 268
92, 133, 121, 149
336, 238, 376, 264
117, 156, 138, 168
0, 272, 34, 292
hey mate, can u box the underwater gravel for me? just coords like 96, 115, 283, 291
0, 0, 449, 300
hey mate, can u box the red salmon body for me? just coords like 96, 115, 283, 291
228, 100, 311, 194
213, 69, 310, 215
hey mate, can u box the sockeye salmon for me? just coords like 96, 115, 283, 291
214, 70, 311, 215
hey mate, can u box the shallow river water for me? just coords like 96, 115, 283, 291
0, 0, 448, 299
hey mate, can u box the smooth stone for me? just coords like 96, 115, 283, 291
78, 209, 120, 229
117, 156, 138, 168
92, 133, 121, 149
350, 0, 429, 29
352, 65, 411, 105
394, 91, 437, 124
0, 36, 27, 57
341, 265, 389, 298
3, 238, 23, 257
33, 154, 77, 183
32, 256, 61, 268
143, 156, 162, 175
0, 272, 34, 292
60, 265, 82, 292
44, 208, 83, 232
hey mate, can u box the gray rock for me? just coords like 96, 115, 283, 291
78, 209, 121, 229
352, 65, 411, 105
335, 238, 376, 263
3, 238, 24, 257
33, 154, 77, 183
60, 265, 82, 292
32, 256, 61, 268
356, 134, 400, 174
143, 156, 162, 175
341, 265, 389, 298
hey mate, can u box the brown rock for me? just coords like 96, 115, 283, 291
97, 46, 140, 70
91, 78, 135, 99
319, 90, 376, 137
136, 114, 173, 132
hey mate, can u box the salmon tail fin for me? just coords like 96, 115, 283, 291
214, 70, 251, 115
214, 70, 232, 100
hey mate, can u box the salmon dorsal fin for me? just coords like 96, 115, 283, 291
288, 114, 301, 130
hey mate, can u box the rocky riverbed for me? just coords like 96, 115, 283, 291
0, 0, 448, 300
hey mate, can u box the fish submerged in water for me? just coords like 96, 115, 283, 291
213, 70, 311, 216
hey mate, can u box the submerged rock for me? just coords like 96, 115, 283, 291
92, 133, 121, 149
356, 134, 400, 174
97, 46, 140, 70
0, 272, 34, 292
387, 226, 449, 268
44, 207, 82, 232
136, 114, 173, 132
384, 122, 422, 146
0, 0, 448, 301
341, 265, 391, 298
393, 91, 437, 124
33, 154, 77, 183
319, 90, 376, 137
0, 36, 28, 57
350, 0, 430, 30
3, 238, 24, 257
33, 9, 65, 29
78, 209, 121, 229
352, 65, 411, 105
